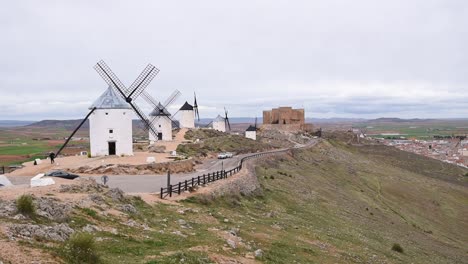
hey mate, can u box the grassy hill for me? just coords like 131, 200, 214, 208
1, 135, 467, 263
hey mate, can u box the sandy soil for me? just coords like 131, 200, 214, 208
0, 177, 87, 201
6, 129, 190, 177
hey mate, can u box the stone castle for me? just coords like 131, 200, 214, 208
262, 107, 313, 132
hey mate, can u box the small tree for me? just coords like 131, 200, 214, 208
391, 243, 404, 253
63, 232, 99, 264
16, 194, 35, 216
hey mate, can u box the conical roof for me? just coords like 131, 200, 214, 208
246, 125, 257, 132
213, 114, 224, 122
179, 101, 194, 111
90, 87, 131, 110
149, 103, 171, 117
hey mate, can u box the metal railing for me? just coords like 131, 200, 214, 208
160, 148, 290, 198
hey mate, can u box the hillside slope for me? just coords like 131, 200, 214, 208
1, 138, 467, 263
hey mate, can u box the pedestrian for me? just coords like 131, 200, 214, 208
49, 152, 56, 164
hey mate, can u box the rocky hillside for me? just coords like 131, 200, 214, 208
0, 135, 467, 263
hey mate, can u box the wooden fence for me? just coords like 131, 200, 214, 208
160, 149, 289, 199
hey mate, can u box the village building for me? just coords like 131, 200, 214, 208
89, 87, 133, 157
149, 102, 172, 142
179, 101, 195, 128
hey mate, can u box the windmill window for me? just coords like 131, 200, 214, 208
109, 129, 113, 134
123, 112, 126, 115
105, 112, 109, 115
159, 125, 161, 128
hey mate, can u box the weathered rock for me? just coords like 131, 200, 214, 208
106, 188, 125, 202
59, 178, 107, 193
117, 204, 137, 214
148, 145, 166, 153
0, 200, 16, 217
82, 224, 101, 233
255, 249, 263, 258
7, 223, 74, 242
35, 197, 71, 221
226, 239, 237, 249
229, 228, 240, 236
89, 194, 106, 204
177, 219, 187, 225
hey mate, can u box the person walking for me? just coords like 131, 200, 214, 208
49, 152, 56, 164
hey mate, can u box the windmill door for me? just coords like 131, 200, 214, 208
108, 142, 116, 155
158, 133, 163, 140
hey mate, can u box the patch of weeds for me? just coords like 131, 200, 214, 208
16, 194, 35, 216
62, 232, 100, 263
147, 251, 213, 264
391, 243, 404, 253
81, 208, 100, 220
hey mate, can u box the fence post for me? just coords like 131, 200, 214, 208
191, 178, 194, 187
169, 185, 172, 197
203, 174, 206, 184
178, 182, 181, 195
160, 188, 163, 199
185, 180, 188, 190
198, 176, 200, 185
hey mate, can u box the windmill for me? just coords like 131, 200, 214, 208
148, 90, 182, 142
55, 60, 160, 157
245, 116, 257, 140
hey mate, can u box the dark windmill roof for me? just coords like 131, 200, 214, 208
246, 125, 257, 132
90, 87, 131, 110
149, 103, 171, 117
179, 101, 194, 111
213, 115, 224, 122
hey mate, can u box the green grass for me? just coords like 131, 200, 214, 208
3, 136, 468, 263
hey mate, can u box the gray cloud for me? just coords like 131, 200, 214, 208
0, 0, 467, 120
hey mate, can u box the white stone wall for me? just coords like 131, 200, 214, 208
213, 120, 226, 132
179, 110, 195, 128
245, 131, 256, 140
89, 109, 133, 156
149, 116, 172, 142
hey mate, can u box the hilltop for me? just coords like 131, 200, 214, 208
0, 133, 466, 263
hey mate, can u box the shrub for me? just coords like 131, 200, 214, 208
16, 194, 35, 216
87, 152, 91, 158
391, 243, 404, 253
82, 208, 97, 218
63, 232, 99, 264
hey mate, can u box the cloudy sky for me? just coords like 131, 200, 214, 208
0, 0, 467, 120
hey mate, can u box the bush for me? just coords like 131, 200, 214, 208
63, 232, 99, 264
391, 243, 404, 253
87, 152, 91, 158
16, 194, 35, 216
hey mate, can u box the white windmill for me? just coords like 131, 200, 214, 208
148, 90, 181, 143
245, 117, 258, 140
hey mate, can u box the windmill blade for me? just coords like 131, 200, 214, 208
204, 121, 213, 128
163, 90, 181, 109
130, 101, 159, 140
226, 117, 231, 131
94, 60, 130, 98
128, 64, 159, 101
139, 91, 159, 108
255, 117, 257, 129
56, 107, 96, 157
194, 92, 200, 121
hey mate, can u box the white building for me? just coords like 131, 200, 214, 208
149, 103, 172, 142
89, 87, 133, 157
245, 125, 257, 140
212, 115, 226, 132
179, 101, 195, 128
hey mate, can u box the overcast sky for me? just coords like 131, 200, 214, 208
0, 0, 467, 120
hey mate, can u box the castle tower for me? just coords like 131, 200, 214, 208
179, 101, 195, 128
89, 87, 133, 157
